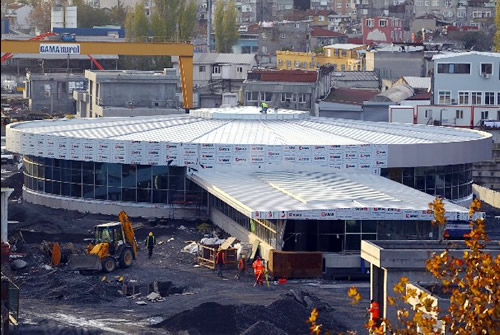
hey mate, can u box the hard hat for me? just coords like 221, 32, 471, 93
218, 247, 222, 251
242, 254, 246, 258
149, 232, 153, 236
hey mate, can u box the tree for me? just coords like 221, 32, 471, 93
29, 0, 53, 33
178, 0, 196, 41
214, 0, 239, 53
73, 0, 112, 28
214, 0, 225, 52
495, 1, 500, 52
133, 1, 149, 42
459, 31, 492, 51
109, 0, 127, 26
344, 198, 500, 335
124, 8, 134, 41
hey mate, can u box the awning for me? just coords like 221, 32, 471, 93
189, 170, 473, 221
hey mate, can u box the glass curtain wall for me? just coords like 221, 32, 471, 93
381, 164, 473, 200
23, 156, 206, 206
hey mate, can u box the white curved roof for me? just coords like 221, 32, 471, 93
6, 107, 491, 171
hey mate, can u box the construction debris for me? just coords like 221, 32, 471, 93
136, 301, 147, 305
11, 259, 28, 271
146, 292, 161, 301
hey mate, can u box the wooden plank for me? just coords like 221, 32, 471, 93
250, 240, 260, 259
219, 237, 236, 250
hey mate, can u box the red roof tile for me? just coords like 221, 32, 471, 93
347, 37, 363, 44
250, 69, 318, 83
311, 27, 347, 37
325, 87, 379, 105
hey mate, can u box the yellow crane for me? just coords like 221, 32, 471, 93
1, 40, 194, 109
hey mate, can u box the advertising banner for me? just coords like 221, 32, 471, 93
183, 143, 198, 167
82, 139, 96, 161
27, 134, 36, 155
96, 140, 111, 162
35, 134, 47, 156
56, 137, 69, 159
164, 142, 181, 166
296, 145, 312, 165
45, 136, 56, 158
69, 138, 83, 160
233, 144, 250, 167
129, 140, 146, 165
373, 144, 388, 168
146, 141, 161, 165
112, 141, 127, 164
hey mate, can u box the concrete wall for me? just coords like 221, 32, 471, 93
26, 73, 86, 114
210, 208, 274, 260
23, 188, 205, 220
259, 21, 310, 56
473, 183, 500, 208
99, 82, 178, 108
366, 51, 425, 80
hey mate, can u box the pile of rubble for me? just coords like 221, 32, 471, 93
153, 290, 343, 335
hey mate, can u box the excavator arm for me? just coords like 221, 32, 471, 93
118, 211, 137, 259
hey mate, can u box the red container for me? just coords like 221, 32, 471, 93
1, 242, 10, 265
278, 278, 287, 284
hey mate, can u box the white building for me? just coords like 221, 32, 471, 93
433, 52, 500, 106
6, 107, 492, 276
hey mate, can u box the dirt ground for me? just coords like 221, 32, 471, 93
3, 170, 370, 335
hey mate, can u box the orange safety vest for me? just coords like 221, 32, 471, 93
252, 259, 264, 274
369, 301, 380, 320
215, 251, 225, 264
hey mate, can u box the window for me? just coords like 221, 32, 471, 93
341, 64, 346, 71
341, 50, 347, 57
212, 66, 221, 74
379, 19, 387, 27
286, 60, 291, 67
481, 63, 493, 75
437, 63, 471, 74
297, 93, 306, 103
458, 91, 469, 105
278, 59, 283, 66
366, 19, 374, 27
444, 0, 451, 7
199, 65, 206, 72
281, 93, 295, 102
334, 49, 339, 56
337, 2, 342, 8
260, 92, 272, 102
481, 111, 489, 120
415, 0, 423, 5
484, 92, 495, 105
280, 33, 286, 39
439, 91, 451, 104
471, 92, 482, 105
319, 15, 325, 21
456, 110, 464, 119
237, 66, 243, 73
246, 91, 258, 101
294, 61, 299, 67
431, 0, 439, 6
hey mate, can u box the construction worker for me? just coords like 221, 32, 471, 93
252, 256, 264, 286
236, 254, 247, 280
368, 299, 380, 333
260, 102, 268, 114
145, 232, 156, 259
215, 247, 225, 277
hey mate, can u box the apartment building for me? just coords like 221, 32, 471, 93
433, 52, 500, 107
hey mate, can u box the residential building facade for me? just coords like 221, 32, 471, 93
432, 52, 500, 107
242, 68, 333, 113
73, 69, 181, 118
24, 72, 87, 115
362, 16, 404, 45
258, 21, 311, 56
277, 43, 366, 72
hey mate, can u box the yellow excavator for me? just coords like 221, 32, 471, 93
67, 211, 138, 273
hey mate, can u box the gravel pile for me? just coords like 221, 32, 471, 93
154, 290, 342, 335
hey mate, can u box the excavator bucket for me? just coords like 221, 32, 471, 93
67, 254, 102, 272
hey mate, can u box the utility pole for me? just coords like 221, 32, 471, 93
207, 0, 212, 52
